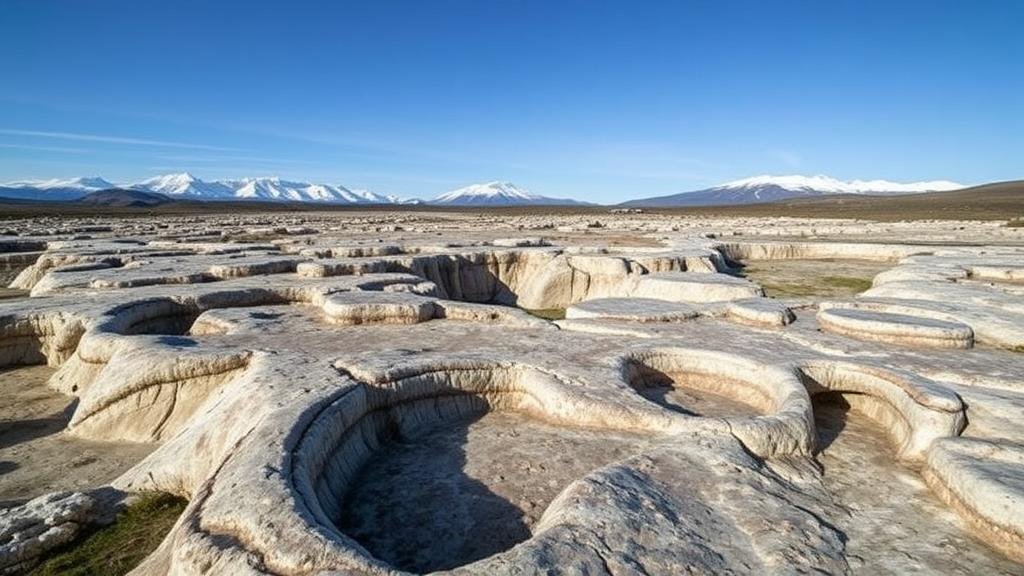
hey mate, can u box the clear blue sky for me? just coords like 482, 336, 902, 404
1, 0, 1021, 202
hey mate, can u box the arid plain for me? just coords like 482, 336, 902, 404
1, 209, 1023, 575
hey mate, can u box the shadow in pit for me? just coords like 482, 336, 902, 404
636, 384, 701, 417
623, 361, 761, 419
811, 392, 852, 453
625, 363, 699, 416
0, 399, 77, 451
338, 412, 531, 574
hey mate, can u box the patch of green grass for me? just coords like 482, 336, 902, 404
820, 276, 874, 293
522, 307, 566, 320
756, 276, 872, 298
757, 282, 822, 298
30, 492, 187, 576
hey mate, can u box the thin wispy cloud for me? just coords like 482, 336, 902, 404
0, 142, 88, 154
0, 128, 244, 152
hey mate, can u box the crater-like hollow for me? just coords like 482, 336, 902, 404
341, 411, 644, 573
302, 248, 717, 315
811, 390, 1019, 573
726, 256, 892, 299
0, 312, 86, 368
104, 292, 301, 336
0, 364, 155, 504
799, 361, 964, 461
294, 364, 649, 574
621, 352, 771, 418
117, 300, 204, 336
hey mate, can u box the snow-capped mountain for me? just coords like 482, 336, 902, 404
431, 181, 586, 206
24, 176, 116, 190
221, 178, 349, 203
0, 172, 413, 205
621, 175, 965, 207
0, 176, 116, 201
131, 173, 234, 199
132, 173, 403, 204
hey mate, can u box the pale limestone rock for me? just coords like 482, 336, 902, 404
0, 491, 95, 574
726, 297, 796, 327
817, 307, 975, 348
0, 214, 1020, 574
924, 437, 1024, 562
565, 297, 699, 322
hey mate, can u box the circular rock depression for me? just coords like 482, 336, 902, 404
293, 362, 652, 574
618, 348, 815, 458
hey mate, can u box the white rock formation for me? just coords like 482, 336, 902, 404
0, 492, 95, 574
0, 213, 1021, 574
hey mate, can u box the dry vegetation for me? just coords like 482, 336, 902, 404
737, 259, 888, 298
29, 493, 186, 576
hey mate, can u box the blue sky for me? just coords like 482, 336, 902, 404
0, 0, 1021, 202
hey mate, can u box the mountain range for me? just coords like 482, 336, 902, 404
0, 173, 967, 207
0, 174, 583, 206
0, 173, 413, 205
0, 176, 116, 201
620, 175, 965, 207
128, 173, 409, 204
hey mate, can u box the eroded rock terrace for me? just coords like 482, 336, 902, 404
1, 211, 1023, 575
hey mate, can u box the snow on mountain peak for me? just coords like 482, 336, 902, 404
124, 174, 409, 204
3, 172, 418, 204
131, 173, 232, 198
719, 174, 964, 194
433, 181, 539, 203
620, 173, 969, 207
429, 181, 587, 206
2, 176, 115, 190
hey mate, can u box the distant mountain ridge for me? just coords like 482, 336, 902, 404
1, 173, 970, 207
621, 175, 965, 207
77, 188, 172, 207
0, 176, 116, 201
0, 176, 589, 206
0, 172, 410, 205
132, 173, 404, 204
430, 181, 588, 206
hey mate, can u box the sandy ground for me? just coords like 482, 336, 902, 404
814, 393, 1023, 575
0, 365, 156, 506
636, 383, 760, 418
339, 412, 650, 573
740, 258, 893, 298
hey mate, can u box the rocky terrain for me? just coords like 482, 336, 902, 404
0, 210, 1022, 575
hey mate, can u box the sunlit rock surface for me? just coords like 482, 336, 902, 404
0, 211, 1022, 574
